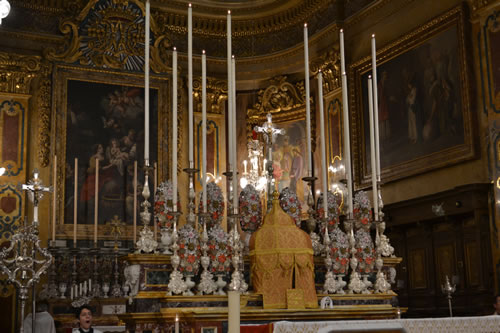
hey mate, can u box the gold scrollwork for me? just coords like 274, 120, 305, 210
37, 63, 53, 168
0, 53, 40, 95
311, 49, 341, 94
193, 77, 228, 115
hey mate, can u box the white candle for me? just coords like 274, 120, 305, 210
52, 155, 57, 242
227, 11, 233, 176
172, 47, 178, 212
341, 73, 353, 217
318, 72, 328, 219
303, 23, 312, 177
243, 160, 247, 174
231, 56, 238, 213
175, 314, 179, 333
188, 3, 194, 167
73, 158, 78, 247
228, 290, 240, 333
94, 157, 99, 245
371, 34, 381, 182
84, 281, 87, 295
144, 0, 150, 162
367, 76, 379, 221
202, 50, 207, 213
133, 161, 138, 244
340, 29, 346, 74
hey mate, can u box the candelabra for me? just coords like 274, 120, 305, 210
0, 170, 53, 333
240, 139, 267, 191
183, 162, 199, 228
345, 218, 363, 294
136, 163, 158, 253
229, 212, 247, 293
322, 220, 336, 294
167, 212, 187, 295
197, 216, 217, 295
441, 275, 456, 317
302, 176, 322, 254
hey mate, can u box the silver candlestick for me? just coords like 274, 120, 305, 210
197, 215, 217, 295
229, 211, 247, 293
441, 275, 456, 317
183, 163, 199, 227
167, 212, 187, 295
136, 162, 158, 253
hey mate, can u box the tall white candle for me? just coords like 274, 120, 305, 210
133, 161, 138, 244
367, 76, 379, 221
202, 50, 208, 213
73, 158, 78, 247
318, 72, 328, 219
228, 290, 240, 333
303, 23, 312, 177
175, 314, 179, 333
340, 29, 346, 74
188, 3, 194, 167
371, 34, 381, 182
172, 48, 178, 212
231, 56, 238, 213
94, 157, 99, 245
341, 73, 353, 217
227, 11, 233, 176
144, 0, 150, 162
52, 155, 57, 242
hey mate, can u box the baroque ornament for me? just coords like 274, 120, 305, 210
238, 184, 262, 233
154, 180, 180, 229
198, 182, 225, 230
279, 187, 301, 227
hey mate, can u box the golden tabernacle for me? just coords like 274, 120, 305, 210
250, 192, 317, 309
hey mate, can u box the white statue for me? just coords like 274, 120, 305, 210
124, 264, 141, 300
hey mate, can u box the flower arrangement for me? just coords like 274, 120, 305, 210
353, 190, 372, 229
316, 190, 344, 232
328, 227, 350, 274
198, 182, 225, 230
239, 184, 262, 233
178, 225, 201, 275
354, 228, 376, 274
279, 187, 301, 227
207, 225, 232, 274
154, 181, 180, 229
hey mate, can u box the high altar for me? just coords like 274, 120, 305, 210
1, 0, 500, 333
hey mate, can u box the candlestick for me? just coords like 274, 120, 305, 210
172, 47, 178, 211
144, 0, 150, 161
367, 76, 379, 221
303, 23, 312, 177
202, 50, 207, 213
231, 55, 238, 212
371, 34, 381, 181
188, 3, 194, 165
52, 155, 57, 242
94, 157, 99, 245
341, 73, 353, 217
318, 72, 328, 219
175, 314, 179, 333
73, 158, 78, 247
133, 160, 138, 244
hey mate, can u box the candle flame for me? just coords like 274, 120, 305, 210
202, 50, 206, 54
175, 314, 179, 322
189, 3, 192, 7
232, 54, 235, 59
342, 71, 347, 76
228, 10, 231, 14
304, 23, 307, 27
372, 33, 375, 38
340, 28, 343, 33
173, 46, 177, 51
368, 75, 372, 79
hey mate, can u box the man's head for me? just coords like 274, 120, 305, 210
494, 294, 500, 314
76, 305, 93, 329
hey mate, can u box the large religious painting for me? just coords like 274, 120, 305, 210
350, 5, 475, 184
54, 66, 169, 241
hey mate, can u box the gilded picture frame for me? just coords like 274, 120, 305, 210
323, 88, 343, 184
350, 5, 475, 185
53, 65, 170, 241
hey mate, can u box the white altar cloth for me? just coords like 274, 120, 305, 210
273, 315, 500, 333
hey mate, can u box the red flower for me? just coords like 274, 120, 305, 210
217, 255, 226, 263
187, 254, 196, 264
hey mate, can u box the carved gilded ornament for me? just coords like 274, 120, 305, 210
193, 77, 228, 115
247, 75, 316, 151
0, 53, 40, 95
37, 63, 53, 168
311, 49, 341, 94
44, 0, 171, 73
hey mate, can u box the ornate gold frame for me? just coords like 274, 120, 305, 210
53, 65, 170, 240
350, 5, 475, 185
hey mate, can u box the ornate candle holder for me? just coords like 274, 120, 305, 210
344, 218, 363, 294
167, 212, 187, 295
90, 248, 101, 298
136, 163, 158, 253
302, 176, 322, 252
228, 212, 247, 293
322, 220, 336, 294
197, 215, 217, 295
183, 163, 199, 228
441, 275, 456, 317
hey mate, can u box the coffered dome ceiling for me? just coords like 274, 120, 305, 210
6, 0, 374, 59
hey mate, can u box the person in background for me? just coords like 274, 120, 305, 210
73, 305, 102, 333
494, 294, 500, 315
23, 300, 56, 333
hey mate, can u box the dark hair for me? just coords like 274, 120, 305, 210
75, 304, 93, 319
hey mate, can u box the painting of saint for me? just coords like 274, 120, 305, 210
64, 80, 158, 226
362, 25, 464, 173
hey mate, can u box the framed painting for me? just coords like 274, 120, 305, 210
324, 88, 344, 184
350, 5, 475, 185
53, 65, 170, 241
481, 10, 500, 114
